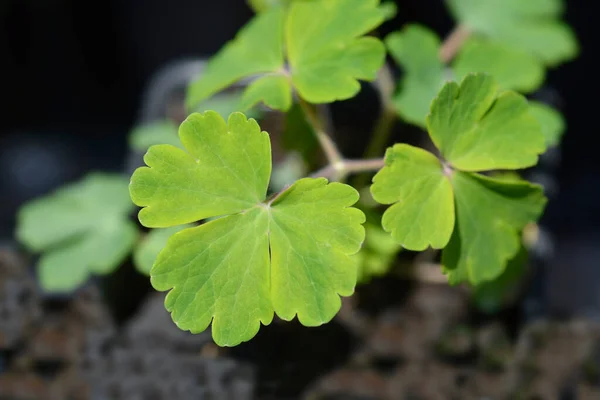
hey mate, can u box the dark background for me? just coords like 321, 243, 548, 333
0, 0, 597, 312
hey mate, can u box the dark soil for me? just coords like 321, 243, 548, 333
1, 249, 600, 400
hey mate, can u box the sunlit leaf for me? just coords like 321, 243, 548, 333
427, 73, 546, 171
187, 0, 387, 111
130, 111, 365, 346
442, 172, 545, 285
372, 74, 547, 284
371, 144, 454, 250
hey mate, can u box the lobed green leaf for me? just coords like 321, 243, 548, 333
187, 0, 387, 111
130, 111, 271, 227
442, 172, 545, 285
427, 74, 546, 171
446, 0, 578, 65
371, 144, 454, 251
186, 7, 286, 110
371, 74, 547, 285
386, 25, 446, 128
16, 173, 137, 292
453, 38, 545, 93
130, 111, 365, 346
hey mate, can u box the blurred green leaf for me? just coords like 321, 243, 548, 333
133, 225, 191, 275
453, 38, 545, 93
16, 174, 138, 292
528, 101, 565, 147
446, 0, 578, 65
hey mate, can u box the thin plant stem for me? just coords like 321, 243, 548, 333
363, 64, 397, 160
353, 64, 397, 188
439, 24, 471, 63
311, 158, 385, 180
297, 96, 343, 166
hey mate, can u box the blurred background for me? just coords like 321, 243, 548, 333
1, 0, 599, 398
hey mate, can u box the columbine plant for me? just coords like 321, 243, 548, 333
16, 0, 577, 346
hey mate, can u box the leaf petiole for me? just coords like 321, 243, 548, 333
439, 24, 471, 63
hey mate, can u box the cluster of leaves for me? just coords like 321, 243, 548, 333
371, 74, 547, 284
15, 0, 577, 345
388, 0, 576, 146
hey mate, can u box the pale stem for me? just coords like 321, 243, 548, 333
310, 158, 385, 180
363, 63, 397, 160
439, 24, 471, 63
297, 97, 343, 166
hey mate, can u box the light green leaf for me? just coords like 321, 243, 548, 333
356, 213, 402, 283
130, 111, 272, 227
386, 25, 446, 128
452, 38, 545, 93
153, 209, 273, 346
442, 172, 545, 285
528, 101, 565, 147
129, 120, 181, 152
427, 73, 546, 171
372, 74, 548, 285
446, 0, 578, 65
186, 7, 286, 110
239, 74, 292, 111
505, 21, 578, 66
268, 178, 364, 324
16, 173, 138, 292
130, 111, 365, 346
133, 225, 191, 275
370, 144, 455, 250
287, 0, 386, 102
193, 91, 263, 120
187, 0, 386, 111
381, 1, 398, 21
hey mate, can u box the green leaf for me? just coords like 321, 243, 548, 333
372, 74, 547, 285
193, 91, 263, 120
187, 0, 386, 111
186, 7, 286, 111
472, 245, 528, 313
133, 225, 191, 275
386, 25, 446, 128
427, 73, 546, 171
130, 111, 272, 227
356, 212, 402, 283
286, 0, 386, 102
129, 120, 181, 152
370, 144, 455, 250
239, 74, 292, 111
452, 38, 545, 93
528, 101, 565, 147
130, 111, 365, 346
446, 0, 578, 65
442, 172, 545, 285
16, 174, 138, 292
